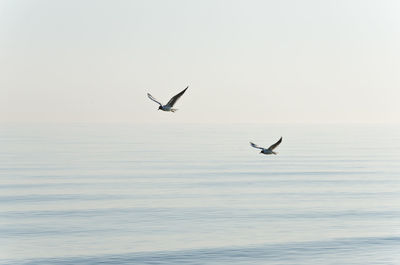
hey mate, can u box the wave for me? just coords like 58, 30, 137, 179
3, 236, 399, 265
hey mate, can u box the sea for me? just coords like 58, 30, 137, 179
1, 123, 399, 264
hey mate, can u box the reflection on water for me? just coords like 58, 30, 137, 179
1, 123, 399, 264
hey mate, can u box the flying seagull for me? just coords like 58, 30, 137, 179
147, 86, 188, 112
250, 137, 282, 155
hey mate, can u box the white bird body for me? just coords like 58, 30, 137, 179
159, 105, 177, 112
260, 149, 276, 155
250, 137, 282, 155
147, 86, 188, 112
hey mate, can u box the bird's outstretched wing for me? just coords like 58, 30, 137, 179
147, 93, 162, 106
166, 86, 188, 107
250, 142, 264, 150
267, 137, 282, 151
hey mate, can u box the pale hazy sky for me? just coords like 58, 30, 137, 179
1, 0, 399, 123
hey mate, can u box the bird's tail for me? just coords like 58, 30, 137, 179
171, 108, 178, 112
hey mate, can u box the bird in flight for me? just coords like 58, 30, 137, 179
147, 86, 188, 112
250, 137, 282, 155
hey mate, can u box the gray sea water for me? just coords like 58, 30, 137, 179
1, 123, 399, 264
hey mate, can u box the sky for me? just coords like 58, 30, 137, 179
1, 0, 399, 124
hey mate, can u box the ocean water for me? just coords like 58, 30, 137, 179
1, 123, 399, 264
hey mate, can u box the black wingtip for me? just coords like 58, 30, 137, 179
179, 86, 188, 94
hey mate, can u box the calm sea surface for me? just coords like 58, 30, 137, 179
1, 123, 399, 264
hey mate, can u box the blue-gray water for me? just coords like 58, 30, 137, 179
1, 123, 399, 264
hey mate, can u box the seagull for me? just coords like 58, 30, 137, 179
250, 137, 282, 155
147, 86, 188, 112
